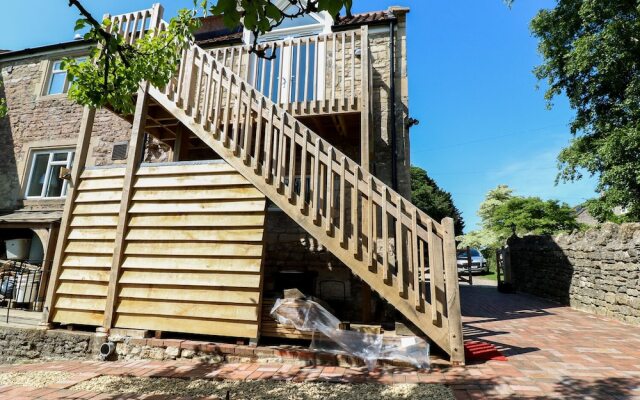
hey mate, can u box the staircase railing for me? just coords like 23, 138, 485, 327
207, 30, 363, 114
105, 6, 464, 364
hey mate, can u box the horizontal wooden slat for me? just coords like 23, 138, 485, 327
56, 281, 108, 297
65, 241, 115, 255
70, 216, 119, 227
116, 299, 258, 321
55, 295, 106, 312
81, 168, 126, 179
114, 314, 257, 338
129, 214, 265, 227
78, 177, 124, 191
124, 242, 263, 257
73, 203, 121, 215
134, 174, 249, 188
118, 285, 259, 304
68, 228, 116, 241
125, 228, 263, 242
137, 163, 234, 176
128, 199, 265, 214
59, 268, 110, 282
132, 187, 264, 201
51, 309, 103, 326
121, 256, 262, 272
75, 190, 123, 203
119, 270, 261, 288
62, 255, 113, 268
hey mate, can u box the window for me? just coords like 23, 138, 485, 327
25, 149, 75, 198
45, 57, 86, 95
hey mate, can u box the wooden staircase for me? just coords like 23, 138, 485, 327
105, 7, 464, 364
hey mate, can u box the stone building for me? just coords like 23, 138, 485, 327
0, 3, 464, 364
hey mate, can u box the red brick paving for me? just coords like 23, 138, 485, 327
1, 282, 639, 399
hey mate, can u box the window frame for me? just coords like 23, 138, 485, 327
41, 56, 87, 97
24, 148, 75, 199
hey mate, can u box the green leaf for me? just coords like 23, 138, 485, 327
74, 18, 87, 31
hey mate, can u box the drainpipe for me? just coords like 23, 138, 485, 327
389, 15, 398, 191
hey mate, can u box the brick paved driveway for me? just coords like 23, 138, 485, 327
0, 281, 638, 399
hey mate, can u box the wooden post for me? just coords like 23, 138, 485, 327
466, 246, 473, 286
442, 217, 465, 365
359, 26, 371, 172
41, 107, 96, 327
102, 83, 150, 331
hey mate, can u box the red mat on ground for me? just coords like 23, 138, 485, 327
464, 340, 507, 361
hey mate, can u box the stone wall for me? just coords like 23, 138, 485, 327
0, 48, 133, 211
263, 210, 375, 322
509, 223, 640, 325
368, 9, 412, 199
0, 326, 103, 363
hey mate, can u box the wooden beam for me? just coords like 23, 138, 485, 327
42, 107, 96, 327
442, 217, 465, 365
102, 82, 151, 331
359, 25, 372, 172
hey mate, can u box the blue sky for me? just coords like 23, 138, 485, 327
0, 0, 597, 231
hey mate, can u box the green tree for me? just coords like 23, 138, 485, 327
61, 0, 353, 115
410, 166, 465, 235
530, 1, 640, 221
457, 185, 513, 249
486, 196, 580, 239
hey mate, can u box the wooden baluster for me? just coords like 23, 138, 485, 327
229, 47, 236, 74
367, 176, 374, 267
411, 208, 421, 309
299, 129, 308, 211
427, 220, 441, 323
325, 146, 334, 233
252, 97, 264, 170
193, 50, 205, 121
221, 74, 234, 145
259, 53, 267, 93
277, 42, 285, 105
123, 15, 132, 44
175, 48, 188, 106
268, 44, 276, 100
221, 47, 228, 69
242, 89, 254, 163
130, 13, 140, 45
351, 31, 356, 105
275, 113, 286, 187
395, 195, 404, 296
138, 13, 147, 40
304, 37, 310, 110
339, 156, 346, 244
341, 32, 346, 104
287, 123, 297, 201
294, 39, 301, 108
420, 239, 427, 312
203, 56, 215, 129
232, 81, 244, 154
312, 138, 321, 221
263, 105, 275, 182
351, 166, 360, 256
210, 64, 224, 137
330, 34, 336, 111
313, 36, 319, 105
381, 186, 389, 280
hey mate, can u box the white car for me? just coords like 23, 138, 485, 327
456, 248, 489, 274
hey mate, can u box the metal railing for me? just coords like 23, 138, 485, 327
0, 260, 50, 323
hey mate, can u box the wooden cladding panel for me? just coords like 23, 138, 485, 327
113, 162, 267, 340
52, 171, 122, 326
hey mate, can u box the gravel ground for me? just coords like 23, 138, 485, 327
72, 375, 454, 400
0, 371, 72, 388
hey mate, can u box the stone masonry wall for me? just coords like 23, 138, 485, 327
509, 223, 640, 325
0, 326, 103, 363
369, 11, 412, 199
0, 50, 132, 211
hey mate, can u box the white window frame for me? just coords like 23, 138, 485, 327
43, 57, 87, 96
24, 149, 75, 199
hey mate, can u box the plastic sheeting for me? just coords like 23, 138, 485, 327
270, 297, 429, 370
